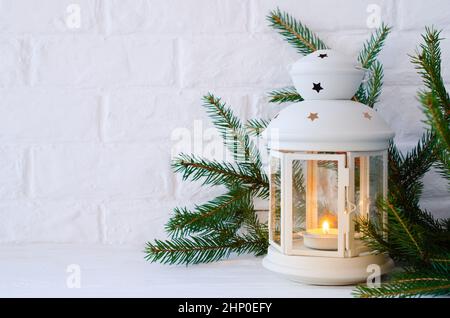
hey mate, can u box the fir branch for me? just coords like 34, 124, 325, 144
245, 118, 271, 137
420, 92, 450, 182
412, 27, 450, 183
365, 61, 384, 108
411, 27, 450, 115
354, 271, 450, 298
435, 145, 450, 184
358, 23, 391, 70
145, 231, 268, 265
388, 140, 404, 178
418, 94, 449, 148
385, 202, 424, 259
353, 24, 390, 106
389, 132, 437, 222
355, 198, 448, 267
431, 255, 450, 272
401, 131, 435, 173
202, 93, 262, 169
357, 195, 449, 269
268, 86, 303, 104
267, 8, 328, 55
400, 131, 435, 189
167, 207, 244, 239
165, 186, 254, 238
172, 153, 268, 191
242, 208, 269, 247
352, 86, 367, 105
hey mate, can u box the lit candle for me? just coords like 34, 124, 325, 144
322, 220, 330, 234
303, 220, 338, 250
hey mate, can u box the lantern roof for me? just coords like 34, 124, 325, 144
263, 100, 395, 152
289, 49, 366, 100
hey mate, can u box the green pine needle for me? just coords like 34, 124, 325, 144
268, 86, 303, 104
353, 24, 391, 105
354, 271, 450, 298
411, 27, 450, 183
411, 27, 450, 115
172, 153, 269, 193
357, 201, 425, 265
146, 94, 271, 265
165, 186, 254, 238
145, 231, 268, 265
358, 23, 391, 69
388, 131, 437, 223
245, 118, 271, 137
365, 61, 384, 108
353, 86, 368, 105
202, 93, 263, 169
267, 8, 328, 55
419, 92, 450, 182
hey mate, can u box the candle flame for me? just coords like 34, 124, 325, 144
322, 220, 330, 234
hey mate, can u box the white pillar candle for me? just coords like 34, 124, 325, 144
303, 221, 338, 250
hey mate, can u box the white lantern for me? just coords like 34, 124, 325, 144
262, 50, 395, 285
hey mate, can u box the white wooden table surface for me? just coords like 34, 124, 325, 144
0, 244, 354, 298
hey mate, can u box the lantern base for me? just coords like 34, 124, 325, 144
262, 246, 394, 286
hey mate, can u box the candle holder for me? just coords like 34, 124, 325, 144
262, 50, 395, 285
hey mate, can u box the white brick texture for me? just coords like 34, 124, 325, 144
0, 37, 28, 86
108, 0, 249, 34
0, 0, 103, 34
32, 144, 173, 200
0, 0, 448, 244
32, 36, 176, 87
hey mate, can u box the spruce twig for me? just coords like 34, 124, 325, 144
165, 186, 254, 238
358, 23, 391, 69
172, 153, 268, 192
145, 232, 268, 265
355, 28, 450, 296
411, 27, 450, 115
245, 118, 271, 137
146, 94, 269, 265
268, 86, 303, 104
354, 271, 450, 298
354, 23, 391, 106
365, 61, 384, 108
267, 8, 328, 55
202, 93, 263, 169
411, 27, 450, 183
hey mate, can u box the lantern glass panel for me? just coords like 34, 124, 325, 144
353, 156, 363, 234
292, 158, 339, 251
270, 157, 282, 246
354, 156, 361, 214
369, 155, 384, 224
292, 160, 307, 238
353, 154, 385, 231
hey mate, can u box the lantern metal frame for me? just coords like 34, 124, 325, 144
264, 149, 393, 285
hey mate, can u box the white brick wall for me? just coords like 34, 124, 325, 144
0, 0, 448, 245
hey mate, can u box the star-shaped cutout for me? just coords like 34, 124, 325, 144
363, 111, 372, 120
318, 53, 328, 58
307, 112, 319, 121
312, 82, 323, 93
